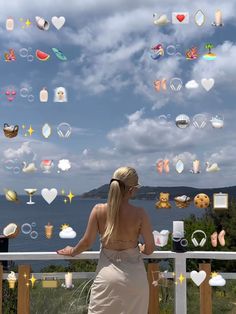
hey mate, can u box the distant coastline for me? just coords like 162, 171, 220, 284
80, 185, 236, 200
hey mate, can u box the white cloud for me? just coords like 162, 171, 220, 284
58, 159, 71, 171
4, 142, 32, 159
185, 80, 199, 89
59, 226, 77, 239
209, 274, 226, 287
107, 113, 206, 154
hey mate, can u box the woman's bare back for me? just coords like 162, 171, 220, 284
96, 203, 143, 250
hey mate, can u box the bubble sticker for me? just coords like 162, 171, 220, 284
19, 48, 28, 58
180, 239, 188, 247
21, 223, 32, 234
20, 87, 29, 98
13, 167, 21, 174
30, 231, 38, 239
20, 87, 35, 102
31, 222, 37, 227
4, 160, 15, 171
27, 55, 34, 62
19, 47, 34, 62
28, 95, 34, 102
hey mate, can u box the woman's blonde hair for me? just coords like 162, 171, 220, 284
102, 166, 139, 244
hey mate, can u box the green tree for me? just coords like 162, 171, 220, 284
205, 43, 214, 54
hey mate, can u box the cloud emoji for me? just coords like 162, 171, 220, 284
209, 274, 226, 287
153, 14, 169, 26
58, 159, 71, 171
59, 227, 77, 239
185, 80, 199, 89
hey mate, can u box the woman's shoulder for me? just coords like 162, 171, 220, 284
93, 203, 107, 213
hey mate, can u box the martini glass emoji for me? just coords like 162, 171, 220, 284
24, 188, 37, 205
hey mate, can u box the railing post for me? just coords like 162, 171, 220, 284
0, 265, 2, 314
175, 253, 187, 314
199, 263, 212, 314
147, 262, 160, 314
17, 265, 30, 314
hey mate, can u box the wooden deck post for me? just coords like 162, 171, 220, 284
147, 262, 160, 314
199, 263, 212, 314
17, 265, 31, 314
0, 265, 3, 314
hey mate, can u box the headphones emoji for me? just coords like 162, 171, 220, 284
191, 230, 207, 247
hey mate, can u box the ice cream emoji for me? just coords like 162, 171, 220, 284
7, 271, 17, 289
45, 222, 53, 239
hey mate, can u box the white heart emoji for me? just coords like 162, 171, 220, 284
190, 270, 206, 286
41, 188, 58, 204
51, 16, 65, 30
201, 78, 214, 91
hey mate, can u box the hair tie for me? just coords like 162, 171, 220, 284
109, 178, 125, 188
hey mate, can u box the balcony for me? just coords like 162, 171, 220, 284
0, 251, 236, 314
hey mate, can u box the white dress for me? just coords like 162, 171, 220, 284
88, 245, 149, 314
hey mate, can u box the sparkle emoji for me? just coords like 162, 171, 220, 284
19, 18, 32, 29
29, 274, 37, 288
178, 273, 185, 285
62, 190, 75, 204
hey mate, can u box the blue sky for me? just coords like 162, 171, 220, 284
0, 0, 236, 194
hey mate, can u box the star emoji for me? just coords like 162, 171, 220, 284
29, 274, 37, 287
24, 273, 27, 279
178, 273, 185, 285
67, 191, 75, 203
25, 19, 32, 27
64, 198, 68, 204
26, 282, 30, 287
61, 189, 65, 195
28, 125, 35, 136
174, 281, 178, 286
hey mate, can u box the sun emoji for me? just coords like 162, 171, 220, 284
61, 224, 69, 230
211, 272, 218, 278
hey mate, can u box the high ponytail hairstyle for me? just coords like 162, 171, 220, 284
102, 167, 140, 244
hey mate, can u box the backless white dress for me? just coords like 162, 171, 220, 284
88, 245, 149, 314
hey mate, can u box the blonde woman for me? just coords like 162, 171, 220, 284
57, 166, 155, 314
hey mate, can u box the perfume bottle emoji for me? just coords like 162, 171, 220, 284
40, 88, 48, 102
6, 17, 14, 31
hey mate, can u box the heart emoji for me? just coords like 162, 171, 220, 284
51, 16, 66, 30
41, 188, 58, 204
190, 270, 206, 286
176, 14, 185, 22
201, 78, 215, 91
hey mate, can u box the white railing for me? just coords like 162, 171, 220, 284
1, 251, 236, 314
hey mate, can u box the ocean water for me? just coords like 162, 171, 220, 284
0, 196, 205, 271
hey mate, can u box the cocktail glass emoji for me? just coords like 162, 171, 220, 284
40, 160, 54, 173
24, 188, 37, 205
45, 222, 53, 239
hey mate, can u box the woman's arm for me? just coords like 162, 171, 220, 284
139, 208, 155, 255
57, 205, 99, 256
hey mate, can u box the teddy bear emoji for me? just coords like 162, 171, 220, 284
155, 192, 171, 209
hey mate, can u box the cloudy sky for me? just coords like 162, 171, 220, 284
0, 0, 236, 194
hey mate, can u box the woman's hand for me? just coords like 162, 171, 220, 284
138, 243, 146, 253
57, 246, 76, 257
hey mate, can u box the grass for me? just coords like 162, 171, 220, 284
3, 277, 236, 313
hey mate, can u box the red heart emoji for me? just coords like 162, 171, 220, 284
176, 14, 185, 22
